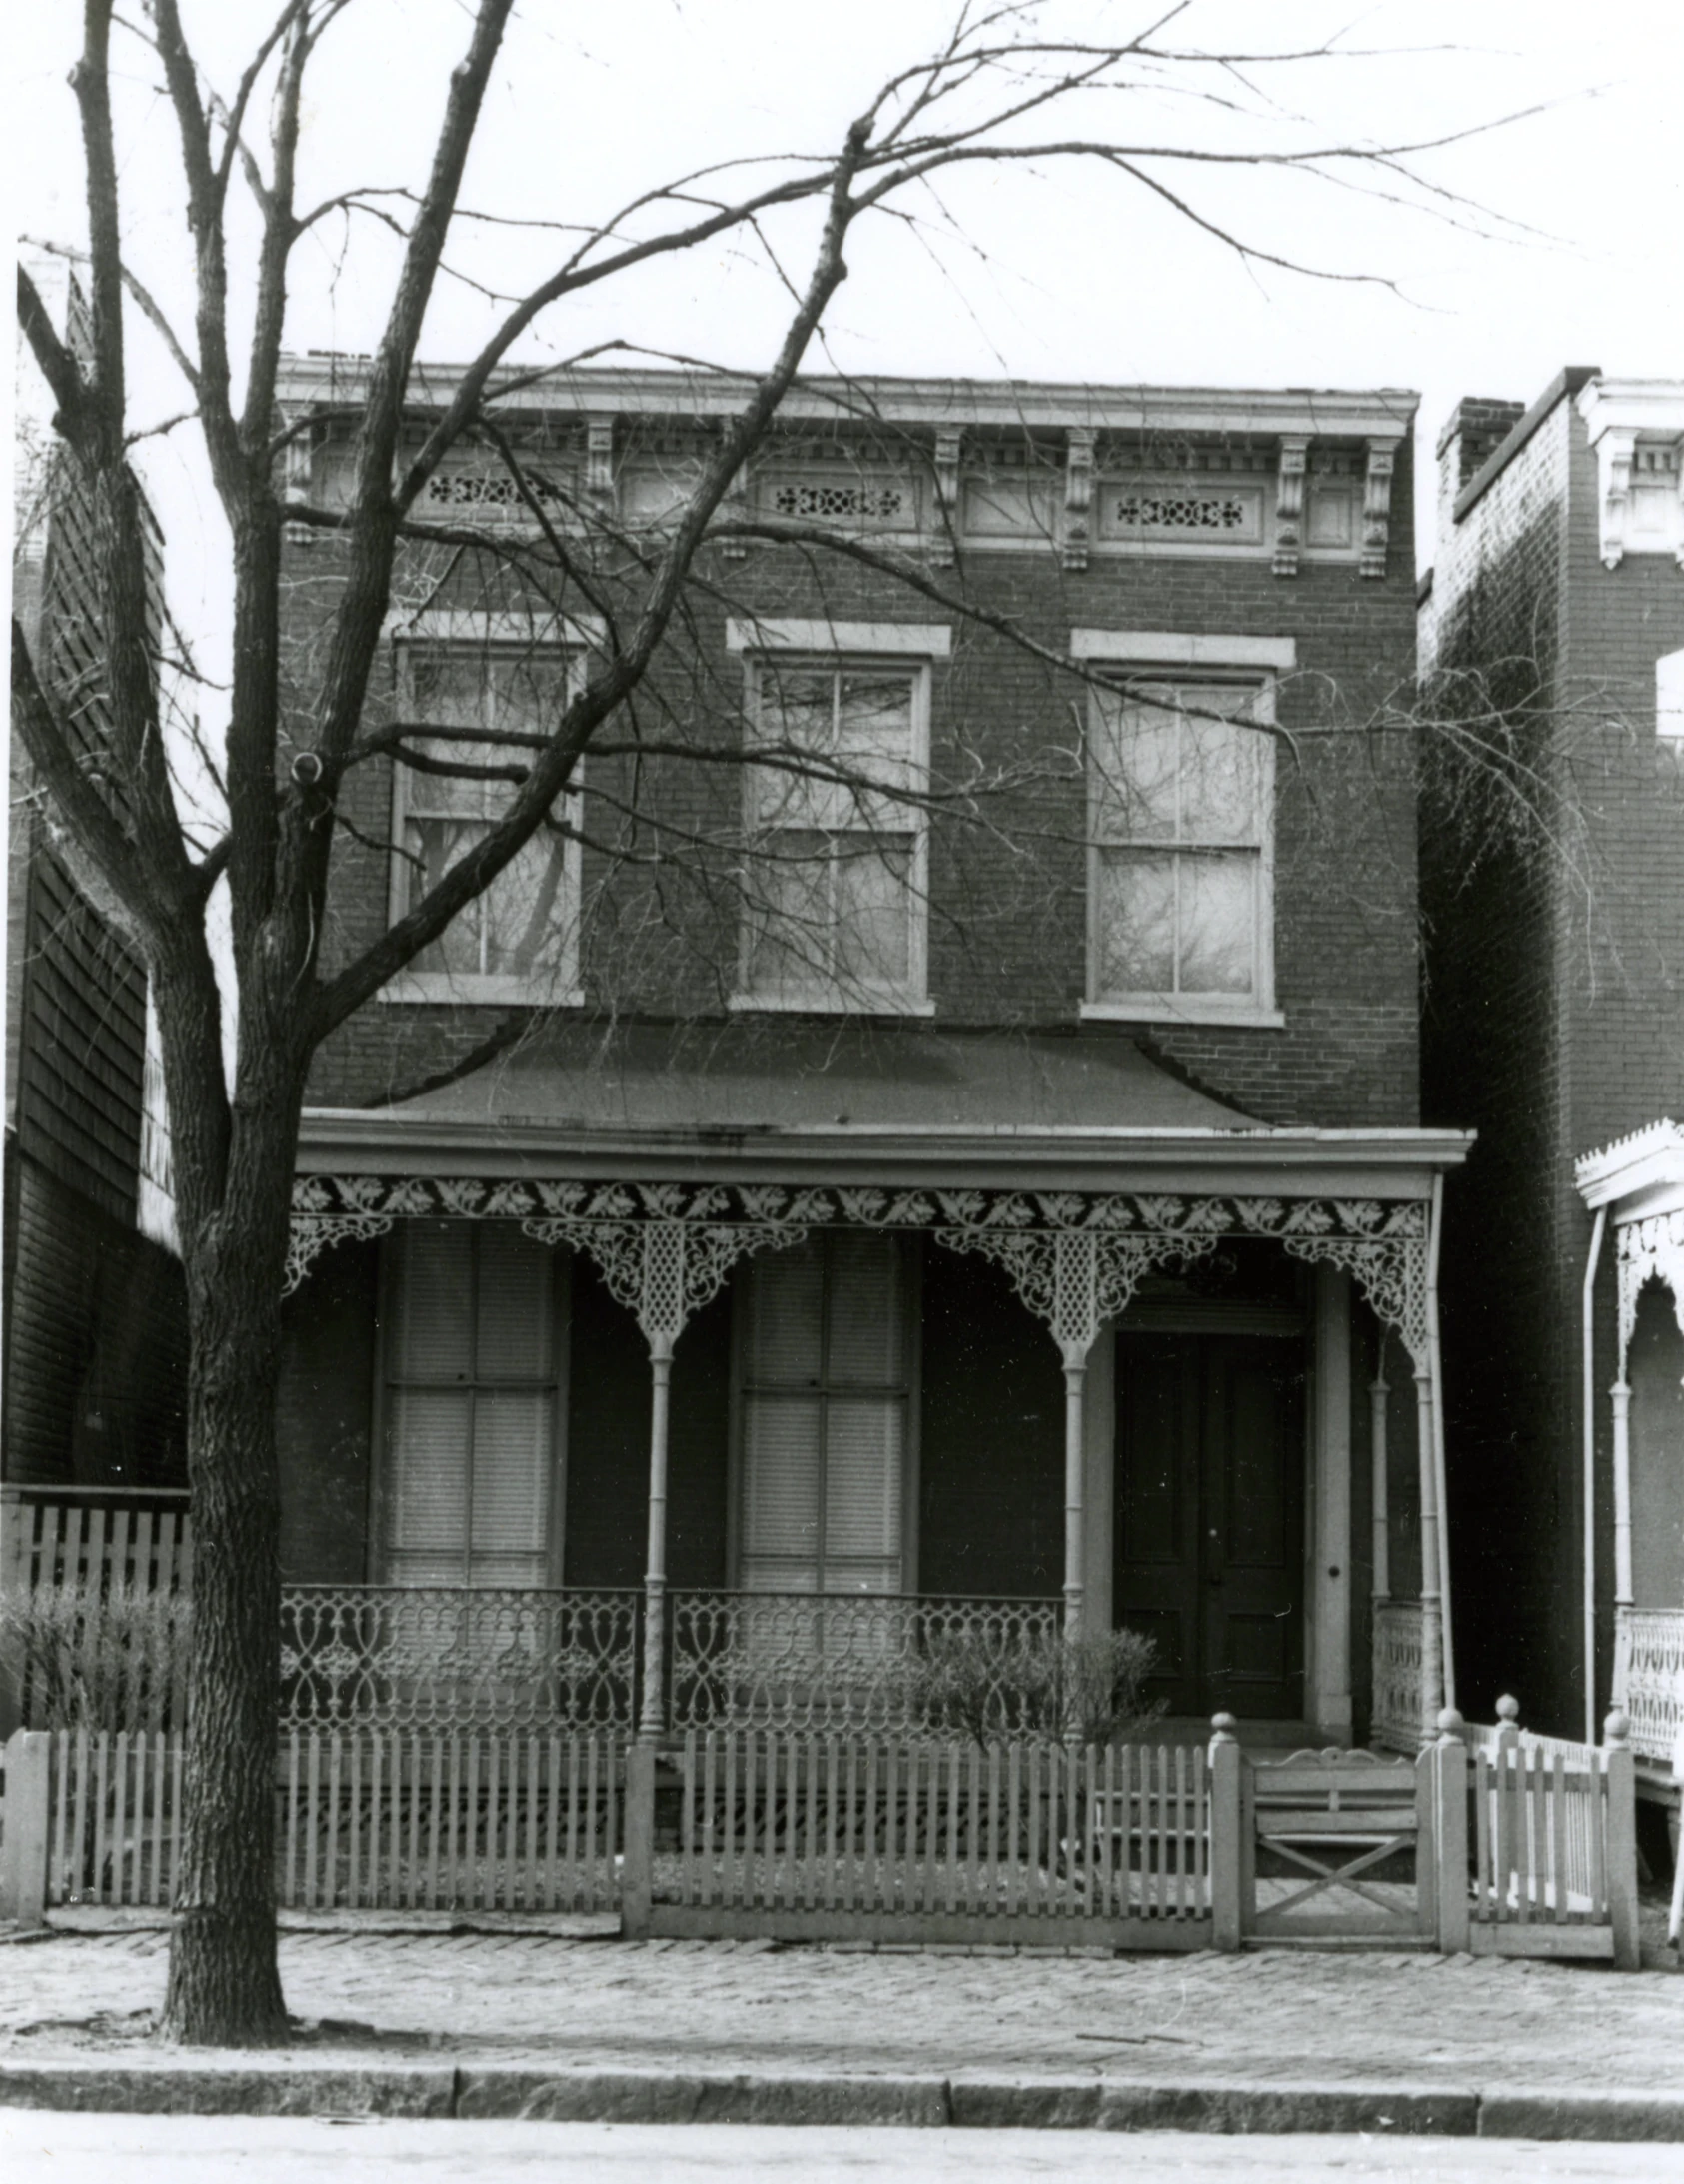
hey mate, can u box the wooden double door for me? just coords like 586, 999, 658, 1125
1113, 1332, 1306, 1720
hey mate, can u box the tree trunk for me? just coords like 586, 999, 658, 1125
161, 1112, 299, 2044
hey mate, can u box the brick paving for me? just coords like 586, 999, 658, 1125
2, 1918, 1682, 2088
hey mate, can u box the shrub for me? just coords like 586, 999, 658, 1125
0, 1580, 191, 1730
902, 1623, 1163, 1747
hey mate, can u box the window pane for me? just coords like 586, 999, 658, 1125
833, 838, 912, 988
484, 829, 574, 979
1093, 690, 1177, 842
837, 671, 914, 762
406, 738, 496, 821
409, 650, 485, 729
408, 819, 487, 974
746, 831, 831, 990
1097, 849, 1176, 995
1179, 851, 1257, 995
1180, 709, 1259, 843
758, 666, 835, 749
487, 651, 554, 742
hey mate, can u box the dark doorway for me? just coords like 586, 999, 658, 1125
1113, 1332, 1305, 1719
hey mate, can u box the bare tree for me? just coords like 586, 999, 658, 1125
13, 0, 1516, 2044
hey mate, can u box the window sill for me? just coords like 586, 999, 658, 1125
728, 992, 937, 1018
379, 975, 586, 1008
1080, 1000, 1285, 1030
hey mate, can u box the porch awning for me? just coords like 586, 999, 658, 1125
300, 1022, 1469, 1199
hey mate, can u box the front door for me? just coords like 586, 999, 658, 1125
1113, 1332, 1305, 1719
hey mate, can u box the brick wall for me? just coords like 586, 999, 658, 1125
1422, 383, 1684, 1731
292, 447, 1421, 1130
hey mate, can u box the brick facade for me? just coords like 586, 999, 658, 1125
1421, 374, 1684, 1732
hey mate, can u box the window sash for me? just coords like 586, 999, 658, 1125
389, 639, 583, 994
741, 657, 928, 1002
1087, 673, 1274, 1009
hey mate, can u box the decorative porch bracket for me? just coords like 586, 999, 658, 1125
1610, 1210, 1684, 1618
287, 1175, 1440, 1726
520, 1194, 818, 1739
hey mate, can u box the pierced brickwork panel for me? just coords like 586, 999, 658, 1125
764, 477, 915, 527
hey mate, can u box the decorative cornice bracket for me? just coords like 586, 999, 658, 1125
1360, 437, 1400, 580
1273, 436, 1309, 579
1063, 428, 1096, 572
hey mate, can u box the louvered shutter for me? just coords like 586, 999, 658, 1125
739, 1233, 905, 1596
384, 1223, 557, 1587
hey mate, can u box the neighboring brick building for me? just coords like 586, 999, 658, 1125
1419, 374, 1684, 1809
5, 268, 188, 1505
277, 363, 1469, 1747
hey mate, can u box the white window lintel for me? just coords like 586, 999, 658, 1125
727, 618, 951, 657
1070, 629, 1296, 670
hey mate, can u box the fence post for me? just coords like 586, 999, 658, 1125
0, 1730, 52, 1925
1209, 1714, 1242, 1951
1603, 1710, 1640, 1971
1431, 1708, 1469, 1953
0, 1495, 32, 1737
622, 1739, 656, 1939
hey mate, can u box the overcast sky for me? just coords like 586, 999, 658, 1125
8, 0, 1683, 657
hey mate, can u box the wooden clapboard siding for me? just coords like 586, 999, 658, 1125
1, 1157, 188, 1490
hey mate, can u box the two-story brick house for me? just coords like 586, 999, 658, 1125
1419, 373, 1684, 1829
274, 363, 1469, 1753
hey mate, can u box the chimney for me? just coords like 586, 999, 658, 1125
1436, 397, 1525, 534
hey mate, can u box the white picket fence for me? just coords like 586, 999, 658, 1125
640, 1729, 1212, 1946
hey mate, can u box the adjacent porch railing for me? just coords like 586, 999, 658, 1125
1371, 1600, 1427, 1753
1611, 1606, 1684, 1771
667, 1591, 1062, 1736
279, 1587, 641, 1732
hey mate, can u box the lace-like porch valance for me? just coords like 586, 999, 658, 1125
288, 1174, 1432, 1366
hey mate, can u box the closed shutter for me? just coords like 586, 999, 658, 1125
740, 1233, 907, 1596
384, 1223, 558, 1587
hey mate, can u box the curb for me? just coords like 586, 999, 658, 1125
1, 2061, 1680, 2138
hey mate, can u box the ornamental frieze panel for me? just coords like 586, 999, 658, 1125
288, 1173, 1433, 1364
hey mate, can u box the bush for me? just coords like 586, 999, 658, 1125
0, 1580, 191, 1730
902, 1624, 1163, 1747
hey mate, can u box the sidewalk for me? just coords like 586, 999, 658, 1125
2, 1911, 1682, 2138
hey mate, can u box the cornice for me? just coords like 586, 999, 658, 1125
273, 359, 1418, 443
1576, 1118, 1684, 1219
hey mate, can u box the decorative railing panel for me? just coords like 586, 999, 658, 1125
1612, 1606, 1684, 1767
280, 1587, 639, 1731
669, 1592, 1062, 1735
1370, 1600, 1426, 1754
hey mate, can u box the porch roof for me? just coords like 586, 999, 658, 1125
301, 1023, 1470, 1198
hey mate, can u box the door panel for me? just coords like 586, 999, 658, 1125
1114, 1332, 1304, 1719
1113, 1340, 1201, 1714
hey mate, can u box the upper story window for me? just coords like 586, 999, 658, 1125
383, 613, 587, 1006
1075, 631, 1291, 1029
726, 620, 946, 1015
